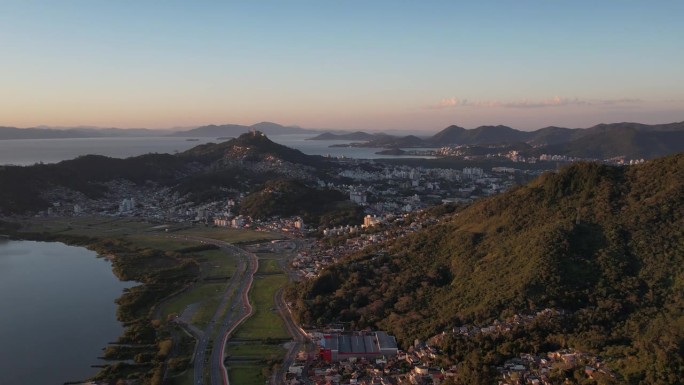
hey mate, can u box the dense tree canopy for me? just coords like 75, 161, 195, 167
239, 179, 364, 227
289, 154, 684, 384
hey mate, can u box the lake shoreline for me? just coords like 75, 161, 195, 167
0, 239, 134, 384
1, 222, 200, 384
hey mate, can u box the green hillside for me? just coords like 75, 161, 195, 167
0, 154, 185, 214
0, 132, 328, 214
541, 129, 684, 159
239, 179, 363, 227
181, 130, 325, 167
289, 154, 684, 384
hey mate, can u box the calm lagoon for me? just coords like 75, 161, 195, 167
0, 240, 134, 385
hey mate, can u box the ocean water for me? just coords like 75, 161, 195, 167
0, 240, 134, 384
0, 134, 433, 166
0, 137, 217, 166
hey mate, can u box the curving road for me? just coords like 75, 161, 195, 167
175, 235, 312, 385
169, 236, 258, 385
209, 240, 258, 385
271, 238, 313, 385
272, 287, 311, 384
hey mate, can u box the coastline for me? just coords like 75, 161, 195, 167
0, 220, 200, 384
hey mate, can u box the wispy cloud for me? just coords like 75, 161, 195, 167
430, 96, 643, 109
435, 97, 466, 108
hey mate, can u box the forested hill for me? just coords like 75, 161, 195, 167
289, 154, 684, 384
181, 130, 325, 167
338, 121, 684, 160
0, 132, 331, 214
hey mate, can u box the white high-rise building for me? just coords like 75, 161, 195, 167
119, 198, 134, 213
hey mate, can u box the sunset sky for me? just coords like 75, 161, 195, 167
1, 1, 683, 131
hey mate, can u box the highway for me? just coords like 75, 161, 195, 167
169, 236, 258, 385
272, 287, 312, 384
271, 238, 313, 384
173, 234, 310, 385
209, 240, 257, 385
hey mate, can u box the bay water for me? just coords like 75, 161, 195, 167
0, 240, 134, 385
0, 134, 433, 166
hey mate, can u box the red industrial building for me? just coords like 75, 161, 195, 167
319, 331, 398, 362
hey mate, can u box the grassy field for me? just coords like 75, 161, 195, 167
18, 216, 162, 238
226, 343, 286, 359
194, 249, 238, 277
226, 249, 291, 384
229, 366, 268, 385
234, 273, 289, 339
225, 341, 285, 385
126, 234, 197, 251
190, 295, 223, 328
18, 216, 282, 245
158, 247, 242, 327
166, 368, 194, 385
257, 258, 282, 274
160, 282, 226, 319
173, 226, 282, 244
16, 216, 294, 385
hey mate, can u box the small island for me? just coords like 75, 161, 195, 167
307, 131, 377, 141
375, 148, 406, 156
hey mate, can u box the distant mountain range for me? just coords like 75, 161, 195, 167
430, 121, 684, 147
311, 121, 684, 160
0, 126, 165, 139
307, 131, 379, 141
3, 120, 683, 160
166, 121, 314, 137
0, 121, 316, 140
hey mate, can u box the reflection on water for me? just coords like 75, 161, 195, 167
0, 241, 134, 384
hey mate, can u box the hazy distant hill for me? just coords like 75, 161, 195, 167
584, 121, 684, 134
169, 124, 246, 138
289, 154, 684, 383
345, 121, 684, 160
427, 124, 534, 145
250, 121, 312, 134
308, 131, 378, 141
541, 128, 684, 159
0, 121, 315, 140
427, 121, 684, 148
525, 126, 584, 146
363, 134, 426, 148
0, 126, 92, 139
170, 121, 315, 137
0, 126, 164, 140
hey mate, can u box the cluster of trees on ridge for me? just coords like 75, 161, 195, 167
238, 179, 364, 227
287, 154, 684, 384
0, 153, 187, 213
